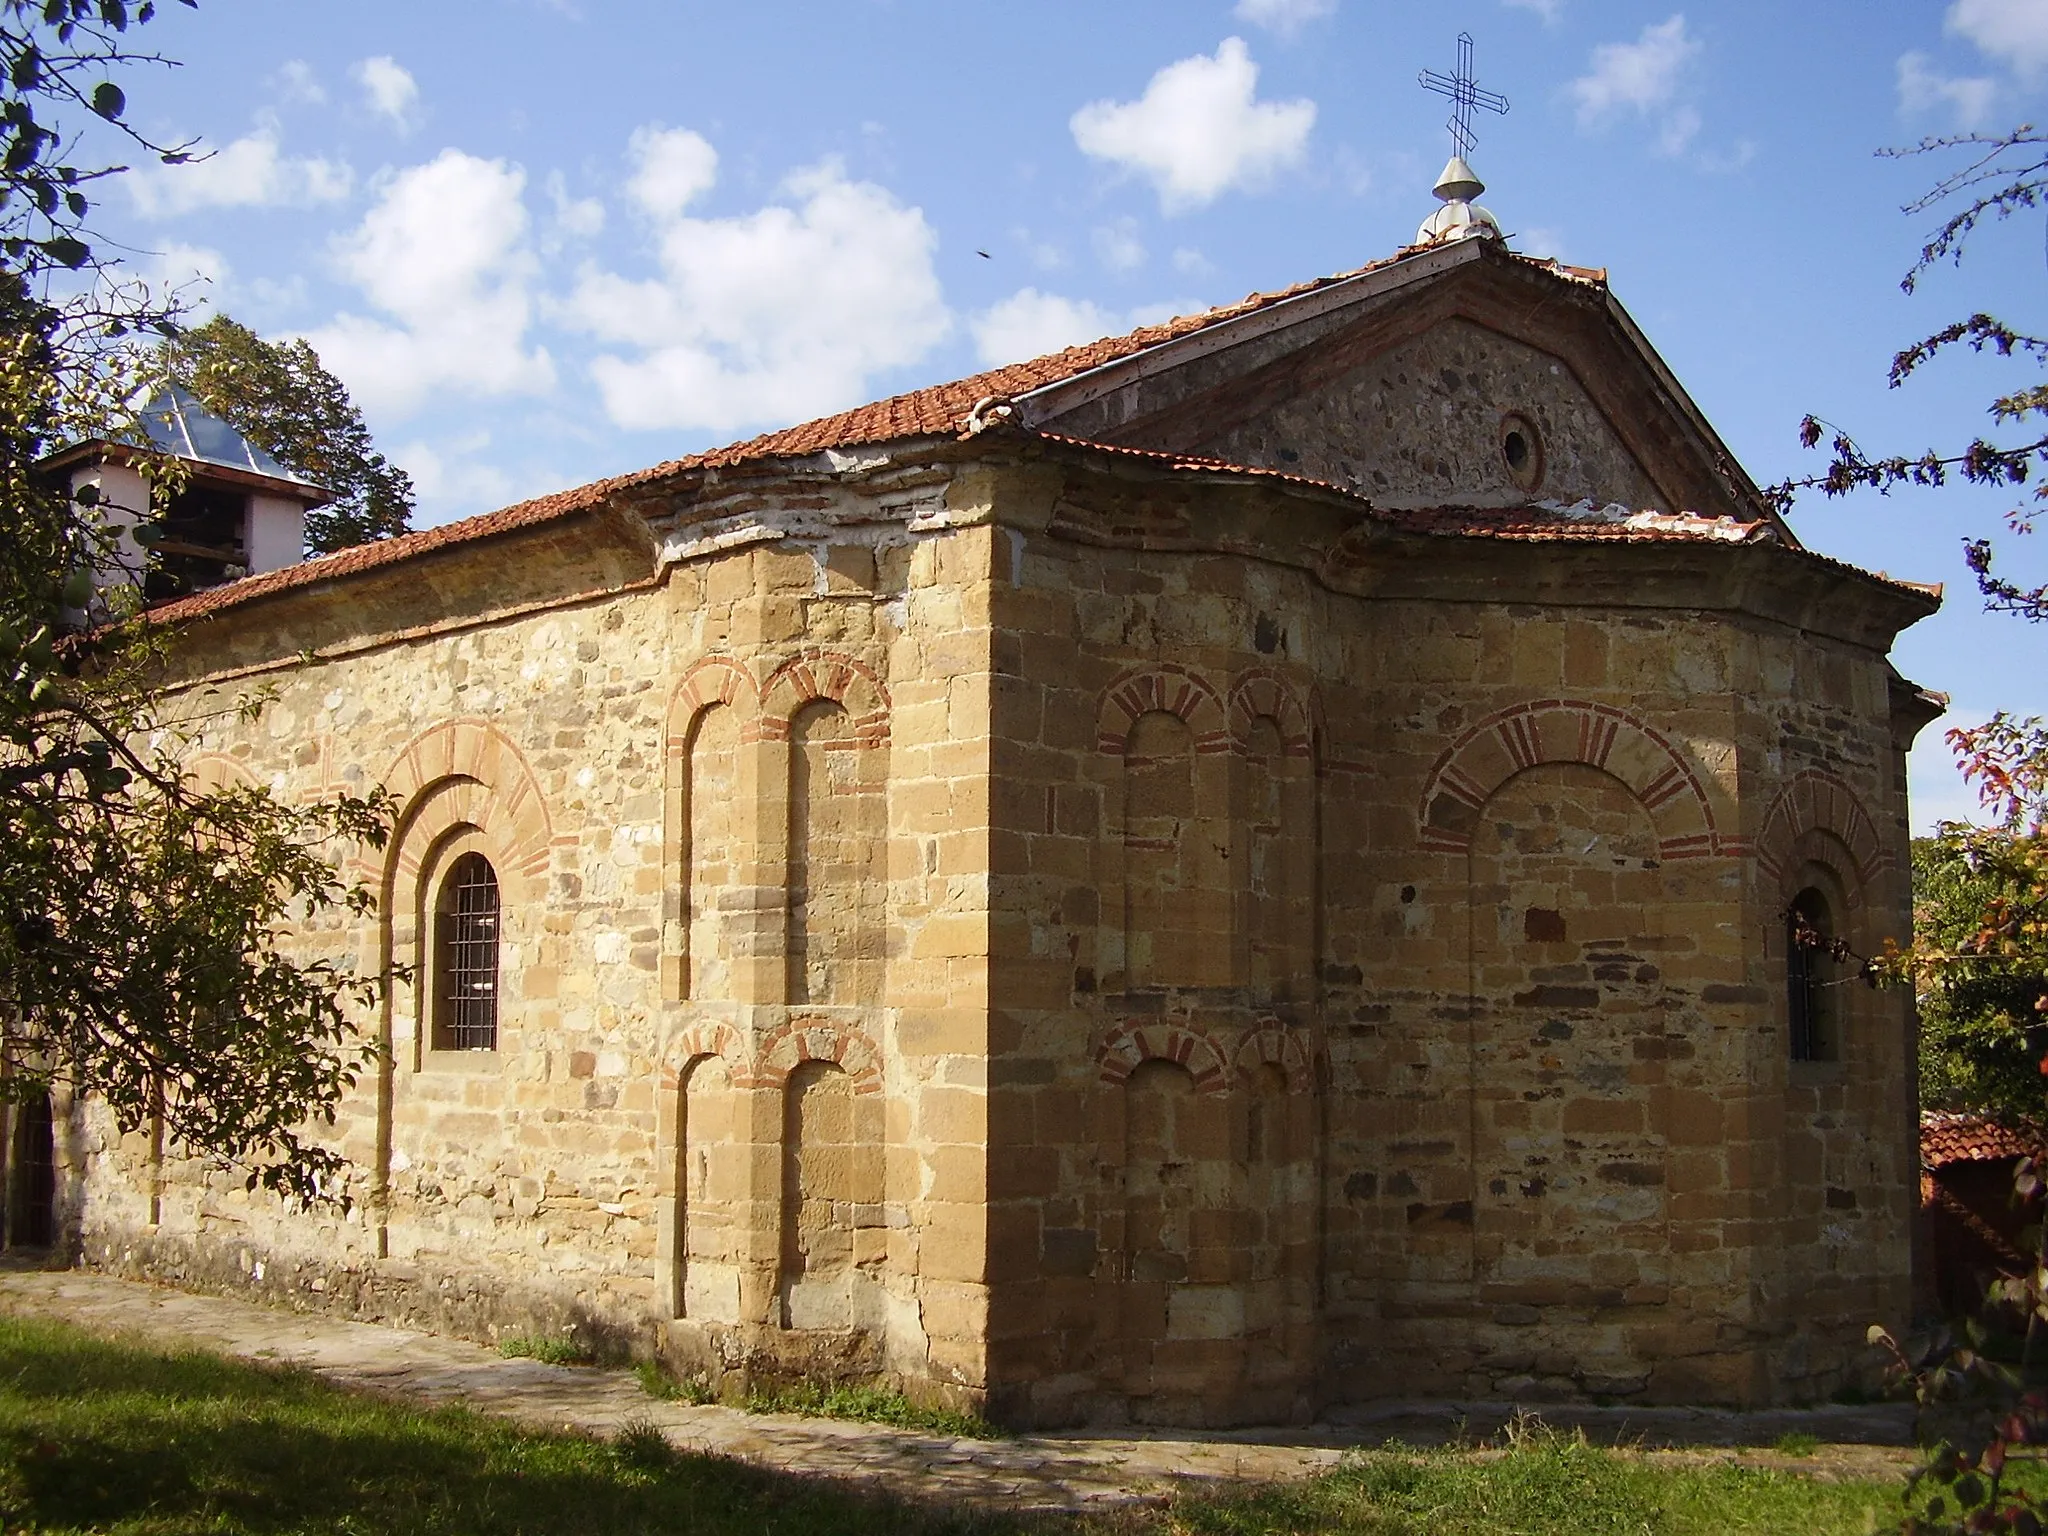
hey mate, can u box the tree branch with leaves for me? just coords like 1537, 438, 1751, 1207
0, 0, 398, 1208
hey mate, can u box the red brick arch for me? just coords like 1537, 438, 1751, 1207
760, 649, 889, 746
1418, 699, 1722, 861
1756, 769, 1889, 900
1234, 1024, 1316, 1093
1096, 663, 1230, 755
376, 720, 554, 892
1227, 669, 1317, 758
1096, 1020, 1232, 1096
758, 1015, 884, 1095
183, 752, 260, 792
668, 655, 761, 745
660, 1021, 753, 1088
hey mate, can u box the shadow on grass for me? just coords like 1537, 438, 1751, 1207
0, 1315, 1046, 1536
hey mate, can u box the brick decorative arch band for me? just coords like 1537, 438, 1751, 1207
669, 655, 762, 745
661, 1021, 752, 1087
1756, 769, 1889, 894
757, 1015, 884, 1095
362, 721, 555, 895
1234, 1024, 1316, 1093
1097, 1021, 1232, 1095
1227, 669, 1317, 758
1097, 664, 1230, 755
1418, 699, 1722, 861
183, 752, 260, 793
760, 649, 890, 746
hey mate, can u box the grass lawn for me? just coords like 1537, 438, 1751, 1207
1177, 1436, 1907, 1535
0, 1310, 1945, 1534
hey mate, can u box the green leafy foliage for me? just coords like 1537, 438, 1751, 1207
160, 313, 414, 554
1913, 824, 2048, 1121
0, 0, 399, 1208
0, 282, 394, 1206
0, 0, 199, 284
1812, 125, 2048, 1536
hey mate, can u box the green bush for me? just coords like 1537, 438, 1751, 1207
496, 1333, 592, 1366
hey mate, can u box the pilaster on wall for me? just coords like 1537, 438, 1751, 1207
653, 526, 997, 1400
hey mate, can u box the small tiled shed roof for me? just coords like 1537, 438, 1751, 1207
1922, 1112, 2048, 1170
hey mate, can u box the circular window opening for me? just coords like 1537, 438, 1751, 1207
1500, 413, 1545, 493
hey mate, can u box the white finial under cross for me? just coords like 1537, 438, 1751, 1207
1418, 32, 1509, 160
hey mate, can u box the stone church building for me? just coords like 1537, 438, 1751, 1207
44, 170, 1942, 1426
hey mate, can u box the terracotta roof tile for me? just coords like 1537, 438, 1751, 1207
144, 489, 600, 626
1922, 1112, 2048, 1169
1384, 503, 1775, 545
144, 245, 1892, 629
142, 252, 1434, 626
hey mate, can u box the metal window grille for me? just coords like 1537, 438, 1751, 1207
436, 853, 500, 1051
1786, 895, 1830, 1063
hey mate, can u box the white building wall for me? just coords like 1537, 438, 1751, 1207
245, 494, 306, 574
71, 461, 150, 593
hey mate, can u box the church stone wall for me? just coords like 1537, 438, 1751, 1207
64, 450, 1922, 1427
1187, 318, 1671, 512
979, 461, 1918, 1424
76, 513, 1003, 1413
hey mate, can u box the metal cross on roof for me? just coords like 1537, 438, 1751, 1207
1418, 32, 1509, 159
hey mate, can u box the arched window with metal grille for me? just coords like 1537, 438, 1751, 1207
1786, 887, 1837, 1063
434, 851, 501, 1051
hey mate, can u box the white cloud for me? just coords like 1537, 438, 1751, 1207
304, 150, 556, 419
1232, 0, 1335, 37
971, 289, 1119, 367
1569, 16, 1703, 156
543, 170, 605, 245
563, 137, 950, 434
1503, 0, 1562, 20
145, 241, 228, 293
1172, 246, 1214, 277
1071, 38, 1315, 214
1511, 226, 1568, 261
1093, 217, 1147, 273
1897, 51, 1998, 125
969, 289, 1201, 368
1949, 0, 2048, 77
395, 431, 521, 521
274, 60, 325, 105
623, 125, 718, 218
128, 124, 351, 217
354, 56, 419, 127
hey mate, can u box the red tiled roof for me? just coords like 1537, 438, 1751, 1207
146, 256, 1436, 626
1382, 504, 1775, 545
135, 245, 1804, 630
1922, 1112, 2047, 1169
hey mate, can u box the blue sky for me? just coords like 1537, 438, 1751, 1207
88, 0, 2048, 829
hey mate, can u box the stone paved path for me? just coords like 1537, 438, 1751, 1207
0, 1269, 1923, 1513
